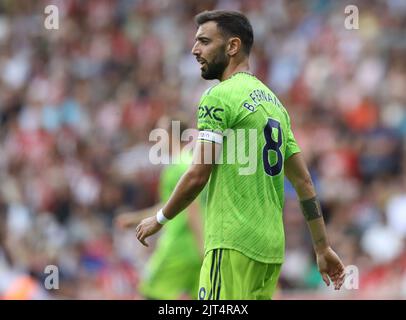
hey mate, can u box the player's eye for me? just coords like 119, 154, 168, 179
199, 39, 209, 45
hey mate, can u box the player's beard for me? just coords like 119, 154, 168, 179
201, 45, 229, 80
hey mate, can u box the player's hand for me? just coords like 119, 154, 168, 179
135, 216, 162, 247
316, 247, 345, 290
114, 212, 141, 230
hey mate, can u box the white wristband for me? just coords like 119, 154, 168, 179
156, 209, 169, 225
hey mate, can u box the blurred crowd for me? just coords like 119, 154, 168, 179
0, 0, 405, 299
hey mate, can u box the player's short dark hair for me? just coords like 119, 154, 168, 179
195, 10, 254, 55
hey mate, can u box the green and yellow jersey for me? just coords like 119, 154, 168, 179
197, 72, 300, 264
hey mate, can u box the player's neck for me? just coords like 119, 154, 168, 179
220, 59, 250, 82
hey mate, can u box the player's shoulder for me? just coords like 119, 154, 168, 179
201, 82, 226, 100
201, 79, 247, 107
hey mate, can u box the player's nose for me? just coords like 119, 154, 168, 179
191, 42, 200, 56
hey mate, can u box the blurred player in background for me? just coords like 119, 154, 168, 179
116, 114, 204, 299
135, 10, 345, 300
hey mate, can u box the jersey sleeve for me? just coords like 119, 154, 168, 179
283, 108, 301, 159
197, 92, 229, 143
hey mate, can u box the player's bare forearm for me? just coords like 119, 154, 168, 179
162, 165, 210, 220
285, 153, 330, 251
284, 153, 316, 200
299, 197, 345, 289
135, 169, 209, 247
306, 216, 330, 253
298, 194, 331, 253
161, 141, 217, 220
135, 142, 215, 247
285, 152, 345, 289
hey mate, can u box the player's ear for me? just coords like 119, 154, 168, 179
227, 37, 241, 57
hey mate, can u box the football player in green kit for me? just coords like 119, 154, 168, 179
135, 10, 345, 300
